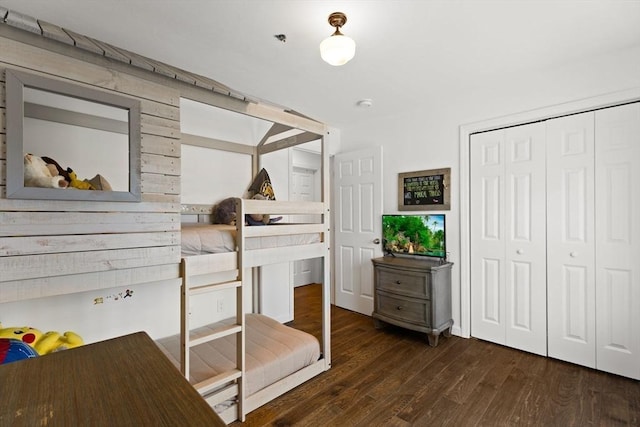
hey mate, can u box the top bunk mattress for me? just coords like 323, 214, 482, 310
181, 223, 321, 256
156, 313, 321, 396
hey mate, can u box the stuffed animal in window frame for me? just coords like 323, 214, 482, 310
66, 168, 96, 190
23, 153, 69, 189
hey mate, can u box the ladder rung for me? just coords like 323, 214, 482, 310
189, 324, 241, 347
195, 369, 242, 396
189, 280, 242, 295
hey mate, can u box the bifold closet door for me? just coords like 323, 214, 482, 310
594, 103, 640, 380
546, 112, 596, 368
470, 123, 547, 355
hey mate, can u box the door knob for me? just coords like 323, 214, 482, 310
570, 251, 578, 257
373, 238, 381, 244
516, 249, 524, 254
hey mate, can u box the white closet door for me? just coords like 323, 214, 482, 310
546, 112, 596, 368
471, 123, 547, 355
471, 130, 506, 344
504, 123, 547, 355
595, 103, 640, 380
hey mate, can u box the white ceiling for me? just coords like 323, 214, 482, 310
3, 0, 640, 128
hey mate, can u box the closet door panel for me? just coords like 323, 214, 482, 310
546, 112, 596, 368
595, 103, 640, 379
471, 130, 506, 344
471, 123, 546, 355
504, 123, 547, 355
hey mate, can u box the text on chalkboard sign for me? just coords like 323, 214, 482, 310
398, 168, 451, 211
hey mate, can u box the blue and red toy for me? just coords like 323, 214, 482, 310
0, 338, 39, 365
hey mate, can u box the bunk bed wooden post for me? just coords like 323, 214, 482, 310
179, 259, 190, 378
235, 198, 247, 422
321, 133, 332, 367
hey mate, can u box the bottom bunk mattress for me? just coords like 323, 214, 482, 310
156, 313, 321, 397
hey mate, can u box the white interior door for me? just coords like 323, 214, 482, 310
291, 166, 319, 287
334, 146, 383, 315
470, 123, 547, 355
546, 112, 596, 368
594, 103, 640, 379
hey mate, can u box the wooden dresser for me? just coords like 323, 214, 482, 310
372, 256, 453, 346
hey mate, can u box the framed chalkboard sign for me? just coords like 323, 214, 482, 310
398, 168, 451, 211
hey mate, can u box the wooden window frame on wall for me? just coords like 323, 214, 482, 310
5, 68, 142, 202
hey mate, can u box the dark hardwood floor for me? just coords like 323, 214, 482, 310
233, 284, 640, 426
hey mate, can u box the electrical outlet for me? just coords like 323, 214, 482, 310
217, 300, 224, 313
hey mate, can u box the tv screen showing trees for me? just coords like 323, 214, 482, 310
382, 214, 446, 258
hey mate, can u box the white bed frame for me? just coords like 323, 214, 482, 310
179, 125, 331, 423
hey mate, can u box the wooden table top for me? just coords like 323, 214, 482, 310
0, 331, 225, 426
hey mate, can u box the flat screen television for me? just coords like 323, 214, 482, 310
382, 214, 446, 258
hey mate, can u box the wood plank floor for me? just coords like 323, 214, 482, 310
233, 284, 640, 426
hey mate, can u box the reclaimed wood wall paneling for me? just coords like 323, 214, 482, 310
0, 36, 182, 301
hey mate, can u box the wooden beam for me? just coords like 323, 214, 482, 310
257, 131, 323, 155
181, 133, 255, 156
24, 102, 128, 134
257, 123, 293, 147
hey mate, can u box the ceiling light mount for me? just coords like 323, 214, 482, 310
327, 12, 347, 32
320, 11, 356, 66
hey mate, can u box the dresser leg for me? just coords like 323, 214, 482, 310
443, 327, 452, 338
427, 333, 439, 347
373, 318, 386, 329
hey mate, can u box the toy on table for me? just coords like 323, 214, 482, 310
0, 338, 39, 365
0, 323, 84, 356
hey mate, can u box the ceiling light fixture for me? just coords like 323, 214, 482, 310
319, 12, 356, 66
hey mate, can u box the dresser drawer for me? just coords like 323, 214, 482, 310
377, 268, 430, 299
376, 291, 430, 326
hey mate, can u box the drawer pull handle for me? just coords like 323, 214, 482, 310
396, 280, 401, 284
396, 306, 403, 311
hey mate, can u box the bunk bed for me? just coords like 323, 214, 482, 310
156, 123, 331, 424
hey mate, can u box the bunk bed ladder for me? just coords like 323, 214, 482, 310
180, 256, 246, 423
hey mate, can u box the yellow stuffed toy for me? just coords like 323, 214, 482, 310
34, 330, 84, 355
0, 323, 83, 355
0, 325, 44, 348
66, 168, 95, 190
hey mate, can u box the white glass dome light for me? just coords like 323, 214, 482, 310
320, 12, 356, 66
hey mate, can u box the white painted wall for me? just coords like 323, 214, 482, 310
337, 45, 640, 337
180, 144, 251, 205
0, 281, 179, 344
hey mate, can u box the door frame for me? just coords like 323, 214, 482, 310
458, 87, 640, 338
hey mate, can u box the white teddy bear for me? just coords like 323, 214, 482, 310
24, 153, 69, 189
